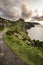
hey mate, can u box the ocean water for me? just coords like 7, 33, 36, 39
27, 25, 43, 41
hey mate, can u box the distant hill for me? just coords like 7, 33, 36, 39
0, 17, 37, 29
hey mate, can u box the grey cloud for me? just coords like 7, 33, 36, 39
0, 0, 32, 20
19, 0, 32, 20
0, 1, 4, 10
0, 0, 21, 20
3, 7, 21, 20
21, 3, 32, 19
0, 0, 14, 6
32, 15, 43, 21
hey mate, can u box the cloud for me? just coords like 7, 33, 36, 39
0, 0, 21, 20
32, 15, 43, 21
19, 0, 32, 19
3, 7, 21, 20
31, 10, 43, 21
0, 1, 4, 10
21, 3, 32, 19
0, 0, 32, 21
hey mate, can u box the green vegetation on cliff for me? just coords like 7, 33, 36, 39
0, 17, 43, 65
4, 33, 43, 65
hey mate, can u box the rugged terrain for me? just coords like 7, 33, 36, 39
0, 29, 26, 65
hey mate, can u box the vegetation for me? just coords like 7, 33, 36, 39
4, 33, 43, 65
0, 17, 43, 65
33, 39, 43, 51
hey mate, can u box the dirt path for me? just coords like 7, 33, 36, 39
0, 29, 26, 65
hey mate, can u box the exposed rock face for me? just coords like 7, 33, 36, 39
0, 29, 26, 65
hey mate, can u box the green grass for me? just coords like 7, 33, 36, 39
19, 31, 34, 43
0, 28, 4, 32
4, 34, 43, 65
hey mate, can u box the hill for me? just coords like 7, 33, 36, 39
0, 17, 43, 65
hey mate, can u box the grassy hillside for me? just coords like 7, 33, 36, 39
4, 18, 43, 65
0, 17, 43, 65
4, 33, 43, 65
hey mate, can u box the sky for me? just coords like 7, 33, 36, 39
28, 0, 43, 11
0, 0, 43, 21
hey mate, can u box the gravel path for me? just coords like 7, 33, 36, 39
0, 29, 26, 65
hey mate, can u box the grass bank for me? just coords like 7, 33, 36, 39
4, 33, 43, 65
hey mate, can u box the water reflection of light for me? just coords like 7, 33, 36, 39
27, 25, 43, 41
25, 19, 43, 25
32, 20, 43, 25
35, 21, 43, 25
38, 21, 43, 25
